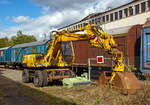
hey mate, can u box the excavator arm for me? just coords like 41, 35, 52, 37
23, 24, 124, 71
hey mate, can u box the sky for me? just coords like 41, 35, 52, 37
0, 0, 132, 40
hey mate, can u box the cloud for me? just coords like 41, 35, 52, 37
12, 16, 32, 23
32, 0, 94, 12
0, 0, 10, 4
1, 0, 132, 40
92, 0, 132, 12
5, 10, 85, 39
32, 0, 132, 13
0, 32, 7, 36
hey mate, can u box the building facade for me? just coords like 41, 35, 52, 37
59, 0, 150, 31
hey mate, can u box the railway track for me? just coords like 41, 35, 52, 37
0, 65, 23, 71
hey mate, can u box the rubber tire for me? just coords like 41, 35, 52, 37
34, 71, 43, 87
42, 70, 48, 86
22, 70, 30, 83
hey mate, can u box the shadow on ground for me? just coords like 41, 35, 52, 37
0, 70, 76, 105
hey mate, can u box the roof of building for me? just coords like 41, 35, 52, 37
12, 40, 49, 48
104, 25, 133, 35
0, 47, 10, 51
58, 0, 140, 30
81, 0, 141, 20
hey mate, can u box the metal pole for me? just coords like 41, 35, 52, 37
88, 58, 91, 81
140, 30, 143, 73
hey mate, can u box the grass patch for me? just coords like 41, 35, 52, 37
16, 81, 150, 105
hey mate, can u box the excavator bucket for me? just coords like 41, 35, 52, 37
98, 71, 141, 94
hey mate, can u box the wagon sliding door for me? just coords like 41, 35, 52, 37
141, 28, 150, 73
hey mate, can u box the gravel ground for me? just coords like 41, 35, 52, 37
0, 68, 40, 105
0, 68, 22, 82
0, 68, 150, 105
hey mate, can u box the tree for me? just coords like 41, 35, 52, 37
0, 37, 9, 48
0, 31, 37, 48
11, 30, 37, 45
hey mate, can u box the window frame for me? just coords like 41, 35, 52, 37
119, 10, 122, 19
129, 6, 133, 16
92, 19, 94, 24
95, 18, 97, 24
110, 13, 113, 21
135, 4, 140, 14
99, 17, 101, 24
115, 12, 118, 20
106, 15, 109, 22
148, 0, 150, 9
124, 8, 128, 17
89, 20, 92, 25
141, 2, 146, 13
102, 16, 105, 23
0, 51, 3, 56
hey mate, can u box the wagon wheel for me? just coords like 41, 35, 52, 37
34, 71, 43, 87
42, 70, 48, 86
22, 69, 30, 83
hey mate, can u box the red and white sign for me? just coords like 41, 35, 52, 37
97, 56, 104, 64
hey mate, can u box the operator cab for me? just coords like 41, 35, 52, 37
61, 42, 74, 63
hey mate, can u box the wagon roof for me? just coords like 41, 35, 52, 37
12, 40, 49, 48
104, 25, 133, 35
0, 47, 10, 51
143, 19, 150, 28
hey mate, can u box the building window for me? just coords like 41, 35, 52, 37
148, 0, 150, 10
78, 24, 80, 28
83, 23, 85, 27
0, 51, 3, 56
106, 15, 109, 21
115, 12, 118, 20
110, 13, 113, 21
92, 19, 94, 24
102, 16, 105, 23
119, 10, 122, 19
124, 8, 128, 17
135, 4, 139, 14
16, 49, 19, 56
95, 18, 97, 24
84, 23, 88, 26
141, 2, 146, 12
99, 17, 101, 24
89, 20, 92, 25
32, 47, 36, 53
23, 48, 26, 54
97, 18, 99, 23
129, 7, 133, 16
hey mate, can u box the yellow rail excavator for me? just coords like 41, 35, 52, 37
22, 24, 140, 94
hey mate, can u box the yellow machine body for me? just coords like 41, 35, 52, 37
23, 25, 124, 71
